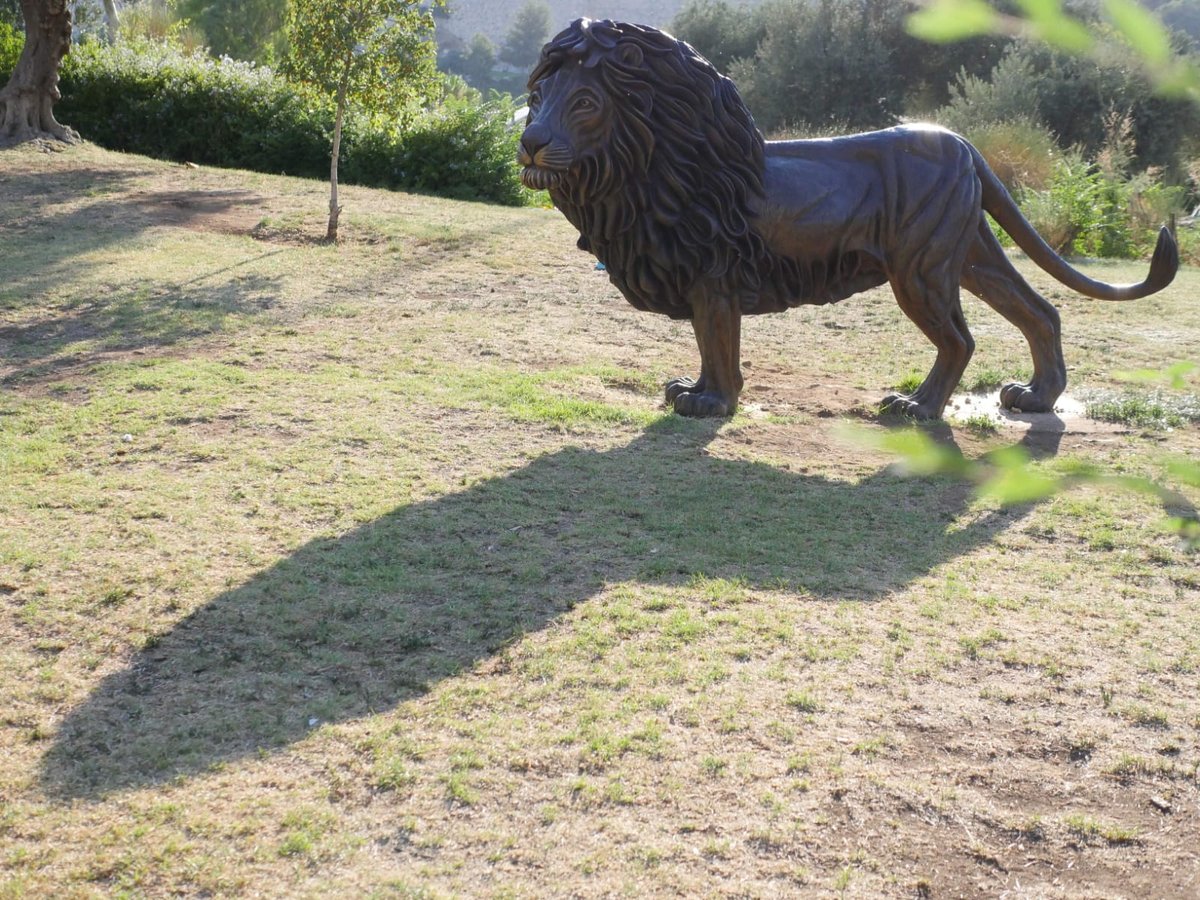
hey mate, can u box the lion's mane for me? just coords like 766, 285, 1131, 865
528, 19, 782, 319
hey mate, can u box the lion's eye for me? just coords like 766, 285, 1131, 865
572, 95, 596, 112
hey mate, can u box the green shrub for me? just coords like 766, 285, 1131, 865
343, 96, 527, 206
59, 39, 332, 176
939, 35, 1200, 181
0, 19, 22, 77
728, 0, 906, 133
1177, 227, 1200, 266
1017, 36, 1198, 176
671, 0, 769, 76
1017, 148, 1184, 260
1017, 152, 1094, 254
54, 39, 530, 206
962, 119, 1059, 193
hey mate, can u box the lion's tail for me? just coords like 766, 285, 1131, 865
972, 144, 1178, 301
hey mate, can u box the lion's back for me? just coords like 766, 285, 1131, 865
753, 125, 981, 307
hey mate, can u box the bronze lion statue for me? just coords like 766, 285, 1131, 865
518, 18, 1179, 419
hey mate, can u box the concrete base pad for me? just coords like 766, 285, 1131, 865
945, 392, 1125, 435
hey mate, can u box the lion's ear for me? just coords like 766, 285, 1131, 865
617, 42, 643, 68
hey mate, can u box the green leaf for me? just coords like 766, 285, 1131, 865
887, 441, 965, 478
1114, 361, 1198, 389
983, 444, 1031, 471
906, 0, 999, 43
1163, 516, 1200, 549
1155, 65, 1200, 101
1104, 0, 1173, 67
1032, 17, 1094, 53
976, 467, 1060, 504
1007, 0, 1093, 52
1097, 473, 1168, 500
975, 445, 1059, 504
835, 423, 968, 477
1166, 457, 1200, 488
1165, 361, 1199, 389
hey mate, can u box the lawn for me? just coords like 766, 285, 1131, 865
1, 143, 1198, 897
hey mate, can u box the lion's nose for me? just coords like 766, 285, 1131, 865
519, 123, 551, 165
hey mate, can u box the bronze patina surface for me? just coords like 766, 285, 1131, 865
519, 18, 1179, 419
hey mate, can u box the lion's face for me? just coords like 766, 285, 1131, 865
518, 62, 615, 193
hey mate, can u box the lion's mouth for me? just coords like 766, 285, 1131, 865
521, 166, 564, 192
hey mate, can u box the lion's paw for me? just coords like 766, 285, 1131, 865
999, 383, 1054, 413
673, 390, 732, 418
665, 376, 703, 404
879, 394, 938, 420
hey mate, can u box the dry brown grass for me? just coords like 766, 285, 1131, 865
0, 143, 1198, 898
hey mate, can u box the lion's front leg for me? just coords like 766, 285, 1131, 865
668, 294, 743, 418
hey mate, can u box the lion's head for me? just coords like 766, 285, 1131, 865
518, 19, 770, 319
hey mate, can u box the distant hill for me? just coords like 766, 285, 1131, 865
1155, 0, 1200, 43
437, 0, 690, 48
437, 0, 1200, 49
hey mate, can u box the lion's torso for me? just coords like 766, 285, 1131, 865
744, 125, 980, 313
561, 124, 983, 319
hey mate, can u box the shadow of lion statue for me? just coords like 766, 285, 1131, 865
518, 18, 1178, 419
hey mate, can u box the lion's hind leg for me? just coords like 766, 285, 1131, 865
880, 269, 975, 421
961, 223, 1066, 413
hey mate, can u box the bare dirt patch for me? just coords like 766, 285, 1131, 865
126, 188, 266, 234
946, 390, 1132, 436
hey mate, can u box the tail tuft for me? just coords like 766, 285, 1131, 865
1146, 226, 1179, 295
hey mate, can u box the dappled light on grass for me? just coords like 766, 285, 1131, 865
0, 169, 284, 384
43, 418, 1020, 797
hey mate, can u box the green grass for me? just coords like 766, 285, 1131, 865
784, 690, 822, 713
1103, 752, 1177, 778
894, 371, 924, 394
961, 413, 999, 434
962, 367, 1008, 392
1084, 390, 1200, 429
1063, 813, 1141, 844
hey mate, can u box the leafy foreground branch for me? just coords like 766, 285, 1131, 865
909, 0, 1200, 101
841, 424, 1200, 549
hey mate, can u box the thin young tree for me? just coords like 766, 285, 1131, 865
285, 0, 444, 242
101, 0, 119, 45
0, 0, 78, 146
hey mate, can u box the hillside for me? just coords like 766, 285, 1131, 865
1, 143, 1198, 897
437, 0, 1200, 55
437, 0, 691, 46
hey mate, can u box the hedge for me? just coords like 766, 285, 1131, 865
1, 27, 529, 207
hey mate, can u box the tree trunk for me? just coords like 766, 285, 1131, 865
325, 68, 350, 243
0, 0, 79, 147
102, 0, 120, 45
